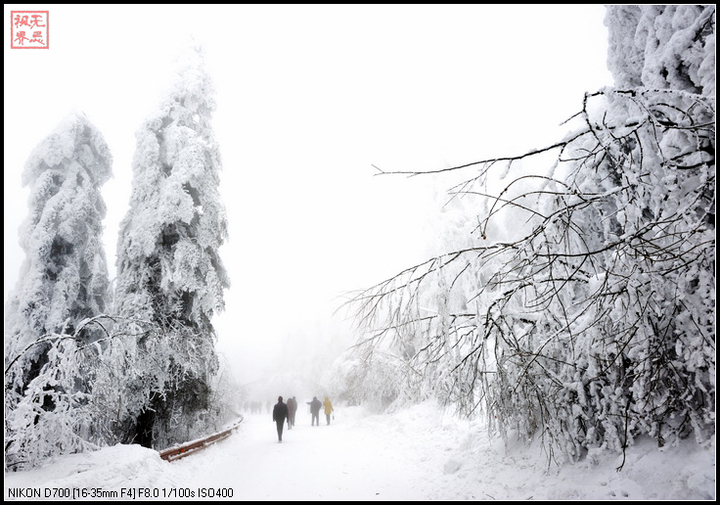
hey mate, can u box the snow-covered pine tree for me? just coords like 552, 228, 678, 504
112, 41, 230, 449
344, 5, 714, 465
4, 110, 113, 470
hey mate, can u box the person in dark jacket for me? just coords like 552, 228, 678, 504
286, 396, 297, 429
272, 396, 289, 442
307, 396, 322, 426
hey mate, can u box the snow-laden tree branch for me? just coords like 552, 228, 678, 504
342, 85, 715, 465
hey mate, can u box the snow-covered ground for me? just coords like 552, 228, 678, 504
4, 400, 715, 500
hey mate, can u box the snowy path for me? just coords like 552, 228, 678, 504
3, 402, 715, 500
170, 411, 435, 501
145, 406, 716, 501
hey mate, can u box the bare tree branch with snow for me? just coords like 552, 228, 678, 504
342, 5, 715, 466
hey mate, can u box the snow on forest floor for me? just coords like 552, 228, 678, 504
4, 400, 716, 501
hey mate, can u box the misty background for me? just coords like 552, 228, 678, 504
4, 4, 613, 389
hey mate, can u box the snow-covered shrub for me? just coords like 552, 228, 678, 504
5, 332, 99, 471
5, 313, 229, 470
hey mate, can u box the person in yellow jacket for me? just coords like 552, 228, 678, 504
322, 396, 334, 426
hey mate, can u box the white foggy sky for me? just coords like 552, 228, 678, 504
4, 4, 613, 383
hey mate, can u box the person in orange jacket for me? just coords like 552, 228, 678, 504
323, 396, 334, 426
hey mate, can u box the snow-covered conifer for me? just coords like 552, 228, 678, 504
4, 110, 112, 469
112, 41, 230, 448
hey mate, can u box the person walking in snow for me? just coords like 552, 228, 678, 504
290, 396, 298, 428
307, 396, 322, 426
286, 396, 297, 429
273, 396, 289, 442
323, 396, 334, 426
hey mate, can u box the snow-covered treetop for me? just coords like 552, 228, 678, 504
161, 39, 217, 119
22, 109, 113, 188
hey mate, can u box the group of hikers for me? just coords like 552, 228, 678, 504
271, 395, 334, 443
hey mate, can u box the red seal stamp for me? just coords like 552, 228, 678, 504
11, 11, 49, 49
